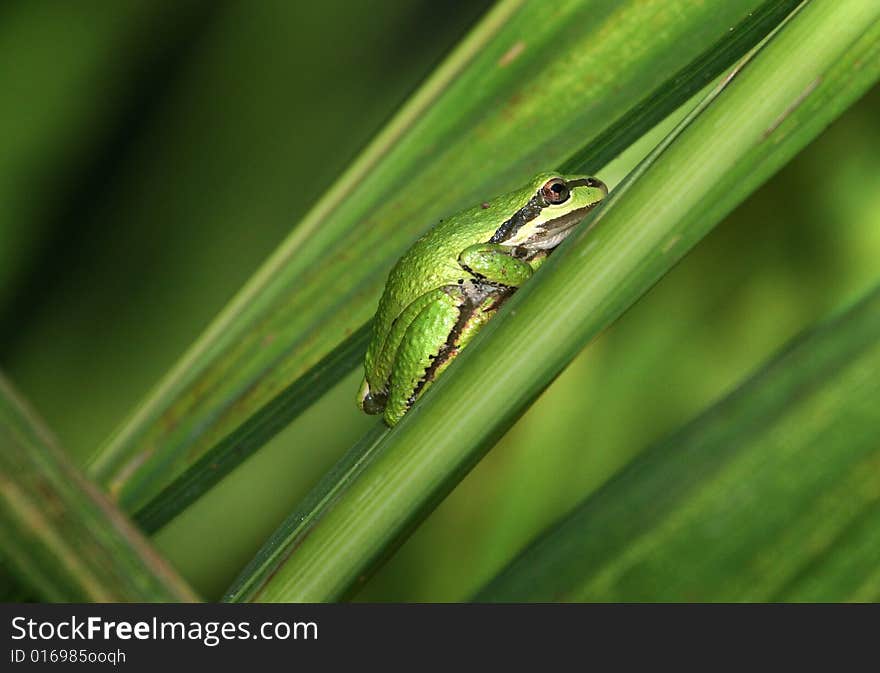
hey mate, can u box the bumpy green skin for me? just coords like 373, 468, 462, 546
358, 171, 606, 425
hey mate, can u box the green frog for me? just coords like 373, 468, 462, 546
358, 171, 607, 426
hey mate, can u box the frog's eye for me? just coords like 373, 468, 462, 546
541, 178, 570, 205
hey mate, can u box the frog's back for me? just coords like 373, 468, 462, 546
366, 184, 532, 368
368, 209, 494, 362
373, 218, 476, 330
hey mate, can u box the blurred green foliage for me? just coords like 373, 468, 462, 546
1, 1, 878, 600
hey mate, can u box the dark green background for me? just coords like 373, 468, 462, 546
2, 1, 878, 600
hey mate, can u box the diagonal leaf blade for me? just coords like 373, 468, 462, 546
0, 373, 198, 602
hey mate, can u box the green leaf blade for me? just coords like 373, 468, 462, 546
0, 374, 198, 602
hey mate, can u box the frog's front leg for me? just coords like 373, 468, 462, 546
458, 243, 546, 287
384, 284, 506, 425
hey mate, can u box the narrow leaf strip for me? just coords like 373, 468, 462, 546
224, 424, 388, 602
133, 324, 372, 533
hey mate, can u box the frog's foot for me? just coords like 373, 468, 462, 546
357, 377, 387, 415
384, 284, 510, 426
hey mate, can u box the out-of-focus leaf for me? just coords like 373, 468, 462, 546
225, 0, 880, 602
89, 0, 800, 529
0, 0, 213, 320
0, 373, 198, 602
477, 282, 880, 601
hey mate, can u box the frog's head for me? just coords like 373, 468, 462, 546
490, 171, 607, 250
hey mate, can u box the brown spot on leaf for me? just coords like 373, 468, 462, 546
661, 234, 682, 254
498, 40, 525, 67
763, 78, 821, 140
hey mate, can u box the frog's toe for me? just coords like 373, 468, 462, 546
357, 378, 387, 415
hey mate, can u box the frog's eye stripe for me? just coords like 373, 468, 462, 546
489, 176, 608, 244
488, 190, 549, 244
489, 174, 605, 244
568, 177, 605, 190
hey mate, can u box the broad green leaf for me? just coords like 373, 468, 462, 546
476, 282, 880, 601
226, 0, 880, 602
89, 0, 800, 529
0, 373, 198, 602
